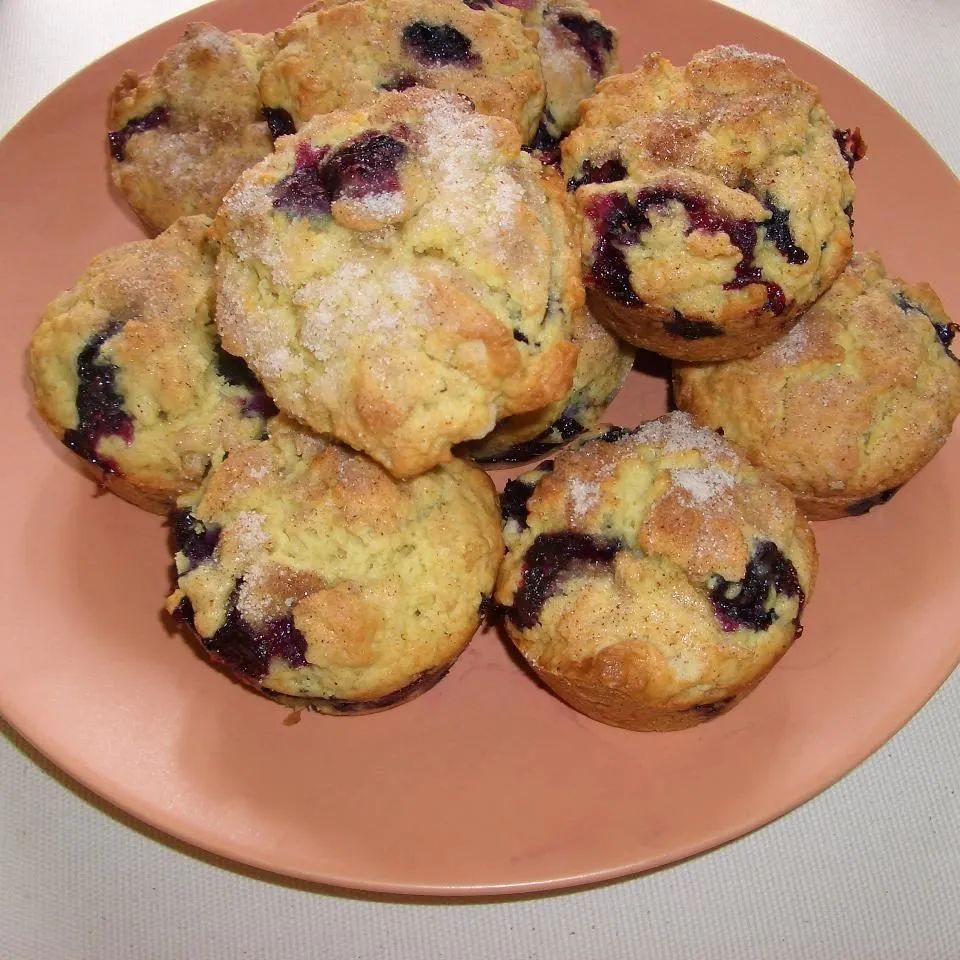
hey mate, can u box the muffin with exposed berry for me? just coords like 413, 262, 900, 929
562, 45, 862, 361
674, 252, 960, 519
258, 0, 545, 142
108, 23, 278, 234
495, 413, 816, 731
494, 0, 620, 163
460, 303, 634, 464
29, 216, 274, 513
167, 418, 502, 713
214, 88, 581, 479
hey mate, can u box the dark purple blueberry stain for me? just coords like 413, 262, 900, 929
834, 127, 866, 171
171, 509, 221, 571
262, 106, 296, 140
171, 594, 195, 625
598, 425, 632, 443
585, 189, 787, 314
556, 13, 613, 78
513, 329, 529, 344
501, 478, 537, 528
108, 106, 169, 162
895, 291, 960, 363
323, 130, 407, 198
762, 199, 808, 265
509, 532, 622, 629
402, 21, 480, 67
380, 74, 419, 92
62, 320, 134, 474
688, 695, 735, 717
723, 266, 786, 315
566, 156, 627, 192
179, 582, 308, 682
242, 393, 279, 420
273, 141, 332, 216
463, 0, 494, 8
312, 664, 451, 713
709, 540, 803, 633
664, 312, 723, 340
273, 132, 408, 217
844, 202, 855, 229
591, 236, 642, 306
846, 487, 899, 516
483, 414, 585, 465
525, 112, 562, 167
213, 341, 278, 419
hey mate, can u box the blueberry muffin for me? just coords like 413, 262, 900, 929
29, 217, 274, 513
674, 252, 960, 520
214, 88, 581, 479
495, 413, 816, 731
461, 303, 634, 464
500, 0, 620, 163
258, 0, 545, 142
166, 418, 502, 712
561, 46, 862, 361
108, 23, 277, 234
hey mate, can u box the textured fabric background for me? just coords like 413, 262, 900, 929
2, 2, 959, 957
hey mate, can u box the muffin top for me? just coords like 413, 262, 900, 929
259, 0, 545, 141
108, 23, 277, 233
495, 413, 816, 702
29, 216, 273, 511
214, 88, 581, 478
167, 419, 503, 704
674, 252, 960, 514
560, 46, 858, 358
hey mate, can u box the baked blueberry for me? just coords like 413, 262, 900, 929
496, 413, 816, 730
166, 420, 503, 713
108, 23, 277, 232
29, 217, 274, 513
563, 46, 857, 361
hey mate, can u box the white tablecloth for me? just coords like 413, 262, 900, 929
2, 2, 959, 957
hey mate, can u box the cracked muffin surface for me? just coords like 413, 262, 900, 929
561, 45, 860, 361
675, 252, 960, 519
108, 23, 278, 233
214, 88, 581, 478
259, 0, 545, 142
29, 216, 274, 513
495, 412, 816, 731
167, 418, 503, 712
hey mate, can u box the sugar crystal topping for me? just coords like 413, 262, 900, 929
671, 466, 736, 504
769, 319, 810, 363
418, 95, 524, 262
568, 478, 600, 518
628, 411, 731, 460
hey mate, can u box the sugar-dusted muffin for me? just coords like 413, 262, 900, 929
29, 217, 274, 513
495, 413, 816, 731
561, 46, 862, 361
461, 303, 634, 464
108, 23, 277, 233
674, 252, 960, 520
258, 0, 545, 142
502, 0, 620, 162
214, 88, 581, 479
166, 419, 502, 712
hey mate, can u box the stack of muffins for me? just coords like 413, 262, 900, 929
28, 0, 960, 731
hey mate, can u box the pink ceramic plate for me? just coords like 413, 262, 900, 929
1, 0, 958, 897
